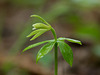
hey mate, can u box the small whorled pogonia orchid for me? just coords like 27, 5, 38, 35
23, 15, 82, 75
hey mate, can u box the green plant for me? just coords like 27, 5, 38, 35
23, 15, 82, 75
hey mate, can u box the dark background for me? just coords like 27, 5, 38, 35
0, 0, 100, 75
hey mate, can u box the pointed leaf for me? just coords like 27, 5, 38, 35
58, 37, 82, 45
27, 29, 40, 37
32, 23, 50, 29
58, 41, 73, 67
36, 42, 55, 63
30, 29, 48, 41
23, 40, 54, 52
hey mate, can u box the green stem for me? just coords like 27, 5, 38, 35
51, 28, 57, 41
30, 15, 51, 27
51, 28, 58, 75
31, 15, 58, 75
55, 42, 58, 75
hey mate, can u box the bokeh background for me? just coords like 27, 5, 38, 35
0, 0, 100, 75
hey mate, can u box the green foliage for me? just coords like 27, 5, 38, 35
30, 29, 48, 41
58, 41, 73, 66
36, 42, 55, 63
6, 0, 100, 55
58, 37, 82, 45
32, 23, 50, 29
27, 29, 42, 38
23, 15, 82, 75
23, 40, 54, 52
23, 15, 82, 67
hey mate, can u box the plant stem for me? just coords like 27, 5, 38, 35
51, 28, 57, 41
55, 42, 58, 75
51, 28, 58, 75
31, 15, 51, 27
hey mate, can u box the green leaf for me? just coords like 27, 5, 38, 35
58, 37, 82, 45
32, 23, 51, 29
36, 42, 55, 63
58, 41, 73, 67
23, 40, 54, 52
27, 29, 40, 37
30, 29, 48, 41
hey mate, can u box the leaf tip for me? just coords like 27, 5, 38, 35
30, 37, 35, 41
26, 35, 29, 38
22, 49, 25, 53
30, 15, 34, 17
69, 61, 73, 67
30, 38, 34, 41
22, 51, 24, 53
79, 42, 82, 45
30, 15, 38, 18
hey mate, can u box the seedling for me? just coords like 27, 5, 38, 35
23, 15, 82, 75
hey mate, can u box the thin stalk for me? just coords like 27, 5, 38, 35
51, 28, 58, 75
55, 42, 58, 75
30, 15, 51, 27
51, 28, 57, 41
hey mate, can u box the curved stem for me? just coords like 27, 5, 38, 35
31, 15, 51, 27
51, 28, 57, 41
51, 28, 58, 75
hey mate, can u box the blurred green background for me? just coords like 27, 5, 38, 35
0, 0, 100, 75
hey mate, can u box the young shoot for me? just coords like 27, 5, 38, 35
23, 15, 82, 75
